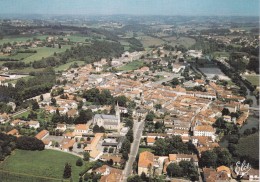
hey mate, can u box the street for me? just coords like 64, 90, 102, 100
121, 120, 145, 182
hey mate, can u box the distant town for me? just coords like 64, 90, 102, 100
0, 15, 259, 182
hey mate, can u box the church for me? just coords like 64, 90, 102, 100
93, 103, 120, 132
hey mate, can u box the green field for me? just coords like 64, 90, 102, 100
163, 36, 196, 48
212, 51, 230, 58
67, 35, 90, 43
0, 149, 90, 182
118, 60, 144, 71
22, 46, 71, 63
0, 53, 35, 60
0, 35, 49, 45
55, 61, 85, 72
137, 35, 165, 48
244, 75, 260, 86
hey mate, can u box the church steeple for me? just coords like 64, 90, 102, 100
115, 102, 120, 118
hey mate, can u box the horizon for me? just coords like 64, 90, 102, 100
0, 0, 259, 17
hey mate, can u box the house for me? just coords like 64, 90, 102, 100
138, 151, 154, 175
146, 137, 156, 146
35, 130, 49, 140
93, 104, 120, 131
0, 113, 9, 124
202, 167, 230, 182
102, 137, 123, 150
172, 63, 186, 73
28, 120, 40, 129
193, 125, 215, 139
94, 165, 123, 182
61, 138, 75, 152
134, 109, 148, 118
56, 123, 67, 131
246, 168, 259, 181
100, 154, 122, 166
7, 129, 19, 136
216, 166, 231, 178
74, 124, 89, 137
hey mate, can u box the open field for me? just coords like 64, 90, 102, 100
0, 53, 35, 60
244, 75, 260, 86
199, 67, 231, 80
67, 34, 91, 43
0, 35, 49, 45
137, 35, 165, 48
22, 45, 71, 63
212, 51, 230, 58
0, 149, 90, 182
55, 61, 85, 72
8, 67, 45, 74
163, 36, 196, 48
118, 60, 144, 71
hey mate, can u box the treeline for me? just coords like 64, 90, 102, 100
0, 133, 16, 161
2, 62, 29, 69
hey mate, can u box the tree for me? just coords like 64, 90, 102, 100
127, 175, 142, 182
32, 100, 39, 111
40, 95, 44, 101
108, 148, 114, 153
93, 125, 100, 133
145, 111, 155, 121
222, 108, 230, 116
83, 152, 90, 161
104, 147, 108, 153
77, 143, 81, 148
140, 172, 148, 181
107, 159, 113, 165
171, 78, 179, 86
166, 163, 183, 177
154, 104, 162, 110
200, 150, 218, 168
99, 126, 105, 133
63, 163, 72, 178
75, 109, 93, 124
126, 129, 134, 143
51, 97, 56, 106
76, 158, 83, 166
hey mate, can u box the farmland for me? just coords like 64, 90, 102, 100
118, 60, 144, 71
163, 36, 196, 48
55, 61, 85, 72
22, 46, 71, 63
137, 35, 165, 48
0, 149, 92, 182
244, 75, 260, 86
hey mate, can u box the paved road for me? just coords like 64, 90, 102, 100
122, 121, 145, 182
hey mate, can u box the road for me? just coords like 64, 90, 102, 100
121, 120, 145, 182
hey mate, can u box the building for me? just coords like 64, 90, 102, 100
56, 123, 67, 131
138, 151, 154, 175
93, 104, 120, 131
74, 124, 89, 137
193, 125, 215, 139
35, 130, 49, 140
28, 120, 40, 129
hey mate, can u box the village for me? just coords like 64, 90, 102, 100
0, 45, 258, 182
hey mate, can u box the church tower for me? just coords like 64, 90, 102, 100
115, 102, 120, 132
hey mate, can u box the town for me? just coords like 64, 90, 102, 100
0, 7, 259, 182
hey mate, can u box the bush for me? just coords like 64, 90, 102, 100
76, 158, 83, 166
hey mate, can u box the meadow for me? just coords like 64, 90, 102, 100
118, 60, 144, 71
0, 149, 91, 182
244, 75, 260, 86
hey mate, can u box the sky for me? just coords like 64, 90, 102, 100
0, 0, 259, 16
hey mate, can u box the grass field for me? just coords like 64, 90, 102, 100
0, 53, 35, 60
55, 61, 85, 72
22, 46, 71, 63
0, 149, 90, 182
163, 36, 196, 48
137, 35, 165, 48
118, 60, 144, 71
8, 67, 45, 74
212, 51, 230, 58
244, 75, 260, 86
0, 35, 49, 45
